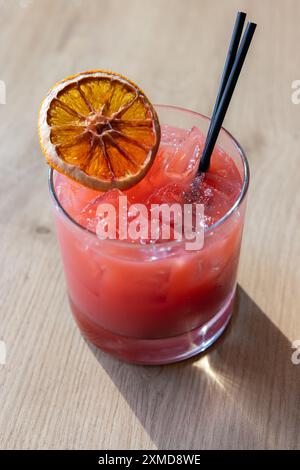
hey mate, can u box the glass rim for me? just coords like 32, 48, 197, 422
48, 103, 249, 248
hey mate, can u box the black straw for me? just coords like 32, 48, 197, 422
210, 12, 246, 125
199, 19, 256, 173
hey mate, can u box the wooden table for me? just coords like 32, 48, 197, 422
0, 0, 299, 450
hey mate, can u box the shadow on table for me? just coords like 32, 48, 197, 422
87, 285, 300, 449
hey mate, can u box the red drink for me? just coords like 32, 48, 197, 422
49, 105, 248, 364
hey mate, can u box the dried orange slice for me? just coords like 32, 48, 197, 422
38, 70, 160, 190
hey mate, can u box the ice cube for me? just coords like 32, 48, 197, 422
182, 174, 234, 227
148, 126, 204, 189
164, 126, 205, 183
199, 180, 232, 223
145, 183, 185, 243
204, 172, 239, 198
77, 188, 124, 232
146, 182, 185, 206
147, 145, 174, 188
210, 149, 241, 183
160, 124, 190, 147
55, 173, 99, 218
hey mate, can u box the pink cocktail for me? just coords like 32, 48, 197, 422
49, 105, 248, 364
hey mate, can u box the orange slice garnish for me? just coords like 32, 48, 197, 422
38, 70, 161, 190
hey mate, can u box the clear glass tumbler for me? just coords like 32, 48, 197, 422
49, 105, 249, 365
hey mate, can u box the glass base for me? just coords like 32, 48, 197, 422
70, 291, 235, 365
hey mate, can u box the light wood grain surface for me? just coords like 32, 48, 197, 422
0, 0, 300, 450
